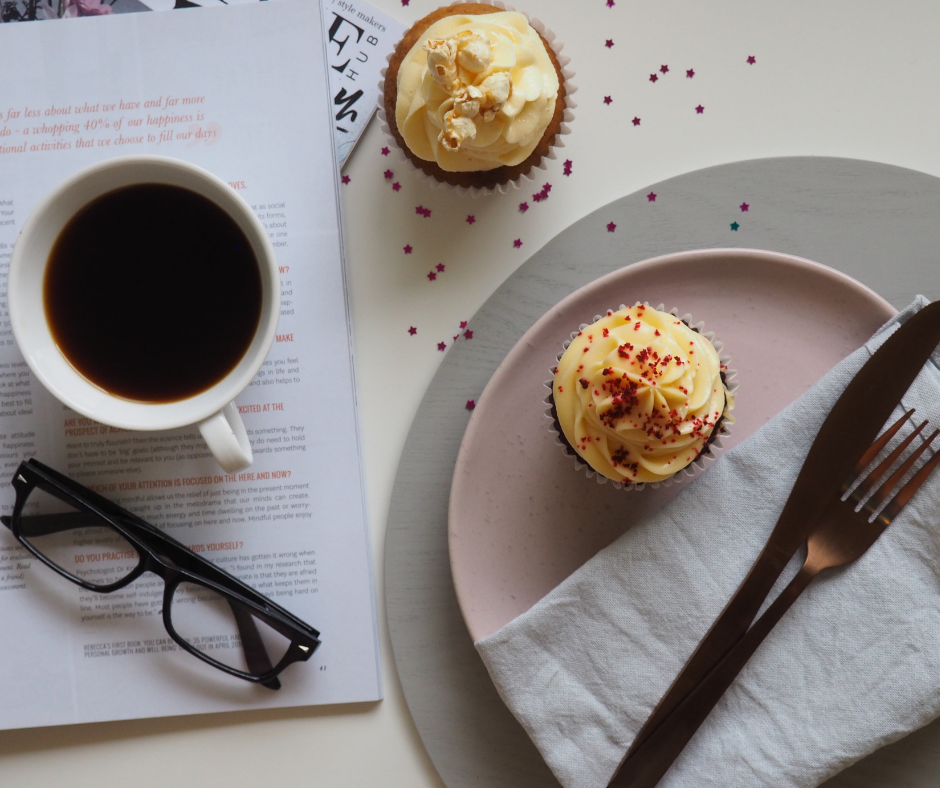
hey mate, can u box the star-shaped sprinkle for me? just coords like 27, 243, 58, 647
403, 244, 412, 254
384, 169, 394, 179
341, 175, 351, 184
427, 271, 437, 281
649, 74, 658, 83
660, 65, 669, 74
459, 320, 468, 329
604, 95, 613, 105
463, 330, 474, 340
740, 202, 749, 212
686, 68, 695, 78
513, 239, 523, 248
381, 146, 390, 156
606, 0, 614, 6
632, 117, 641, 126
438, 342, 447, 351
647, 191, 657, 202
747, 55, 756, 64
519, 202, 529, 212
730, 222, 740, 231
605, 39, 614, 48
402, 0, 409, 5
392, 182, 401, 191
408, 326, 417, 335
533, 192, 543, 203
607, 222, 617, 232
436, 263, 445, 272
416, 205, 432, 217
695, 104, 705, 114
466, 215, 475, 225
466, 399, 476, 410
563, 159, 573, 176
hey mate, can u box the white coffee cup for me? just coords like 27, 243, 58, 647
8, 155, 279, 473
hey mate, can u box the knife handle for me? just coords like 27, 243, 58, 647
612, 563, 816, 788
608, 542, 794, 786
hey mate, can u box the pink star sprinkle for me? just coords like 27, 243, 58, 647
384, 170, 393, 179
402, 0, 409, 5
460, 320, 468, 329
466, 399, 476, 410
605, 39, 614, 48
533, 193, 543, 203
563, 159, 573, 176
404, 244, 412, 254
740, 202, 750, 212
649, 74, 658, 83
606, 0, 614, 6
632, 117, 641, 126
695, 104, 705, 114
604, 95, 613, 105
436, 263, 445, 272
544, 183, 552, 192
381, 147, 390, 156
747, 55, 756, 64
513, 239, 523, 248
341, 175, 351, 184
519, 202, 529, 212
392, 182, 401, 191
427, 271, 437, 281
647, 192, 657, 202
660, 65, 669, 74
463, 330, 474, 340
607, 222, 617, 232
438, 342, 447, 351
686, 69, 695, 78
408, 326, 417, 335
466, 215, 476, 224
453, 335, 459, 342
416, 205, 424, 215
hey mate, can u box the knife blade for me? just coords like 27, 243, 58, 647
609, 298, 940, 786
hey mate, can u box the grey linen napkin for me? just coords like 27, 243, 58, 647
476, 296, 940, 788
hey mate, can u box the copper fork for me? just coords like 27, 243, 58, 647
616, 409, 940, 788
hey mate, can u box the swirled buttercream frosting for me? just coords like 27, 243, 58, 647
394, 11, 560, 172
552, 304, 734, 485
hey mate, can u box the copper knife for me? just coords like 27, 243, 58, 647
609, 299, 940, 786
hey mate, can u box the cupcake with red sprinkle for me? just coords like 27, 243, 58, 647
550, 303, 735, 488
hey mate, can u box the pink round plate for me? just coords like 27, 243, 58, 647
448, 248, 895, 642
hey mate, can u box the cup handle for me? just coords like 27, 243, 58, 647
198, 401, 253, 473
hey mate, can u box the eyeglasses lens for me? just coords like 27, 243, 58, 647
170, 581, 293, 675
20, 484, 140, 589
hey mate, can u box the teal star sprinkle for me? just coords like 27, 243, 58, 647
730, 222, 740, 231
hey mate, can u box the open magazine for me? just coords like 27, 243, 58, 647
0, 0, 381, 727
0, 0, 403, 170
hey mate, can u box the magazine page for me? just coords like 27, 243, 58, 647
0, 0, 381, 727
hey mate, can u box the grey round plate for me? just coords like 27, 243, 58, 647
385, 157, 940, 788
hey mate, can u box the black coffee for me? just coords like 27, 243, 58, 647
44, 183, 263, 403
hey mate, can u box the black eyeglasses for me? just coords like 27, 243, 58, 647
1, 459, 320, 689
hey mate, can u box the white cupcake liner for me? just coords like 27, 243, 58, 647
378, 1, 577, 198
544, 303, 739, 491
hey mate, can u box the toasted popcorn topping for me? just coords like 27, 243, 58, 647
441, 112, 478, 149
455, 31, 492, 73
424, 31, 514, 151
454, 85, 483, 118
425, 38, 460, 93
478, 72, 511, 120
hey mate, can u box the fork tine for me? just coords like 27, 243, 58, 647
852, 408, 916, 477
852, 417, 928, 501
867, 428, 940, 521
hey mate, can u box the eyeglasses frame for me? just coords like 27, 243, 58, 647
2, 459, 321, 689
